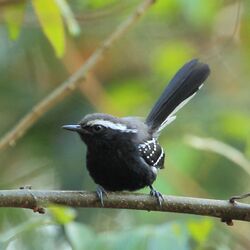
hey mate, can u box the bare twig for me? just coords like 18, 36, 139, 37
0, 190, 249, 224
230, 193, 250, 203
185, 135, 250, 176
0, 0, 156, 151
0, 0, 25, 6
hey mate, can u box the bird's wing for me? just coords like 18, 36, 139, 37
138, 138, 165, 169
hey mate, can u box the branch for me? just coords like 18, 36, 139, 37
0, 190, 250, 224
186, 135, 250, 176
0, 0, 156, 151
0, 0, 25, 6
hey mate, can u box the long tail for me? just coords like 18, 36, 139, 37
146, 59, 210, 134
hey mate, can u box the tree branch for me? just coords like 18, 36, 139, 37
0, 0, 25, 7
0, 189, 249, 224
0, 0, 156, 151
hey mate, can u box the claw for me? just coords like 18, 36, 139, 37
149, 185, 164, 206
96, 185, 108, 206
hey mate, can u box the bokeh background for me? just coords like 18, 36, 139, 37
0, 0, 250, 249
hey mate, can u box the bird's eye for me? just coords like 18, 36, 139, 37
92, 125, 104, 133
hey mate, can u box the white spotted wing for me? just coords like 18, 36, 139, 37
138, 138, 165, 169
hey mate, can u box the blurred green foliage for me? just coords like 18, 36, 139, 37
32, 0, 65, 57
0, 0, 250, 249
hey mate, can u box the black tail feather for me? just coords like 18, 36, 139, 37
146, 59, 210, 133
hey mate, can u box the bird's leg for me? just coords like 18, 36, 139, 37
229, 192, 250, 204
96, 185, 108, 207
149, 185, 164, 206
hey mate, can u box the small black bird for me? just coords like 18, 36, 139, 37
63, 59, 210, 206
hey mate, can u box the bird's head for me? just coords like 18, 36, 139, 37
62, 113, 142, 146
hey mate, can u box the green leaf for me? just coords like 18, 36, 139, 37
55, 0, 81, 36
3, 2, 26, 40
49, 205, 76, 224
32, 0, 65, 57
188, 219, 213, 244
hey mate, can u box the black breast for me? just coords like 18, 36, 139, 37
86, 136, 157, 192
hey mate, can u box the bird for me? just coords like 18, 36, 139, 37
62, 59, 210, 206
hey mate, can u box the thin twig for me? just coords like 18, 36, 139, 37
230, 193, 250, 203
0, 0, 156, 151
0, 190, 249, 224
0, 0, 25, 6
185, 135, 250, 176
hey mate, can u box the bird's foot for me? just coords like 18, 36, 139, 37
96, 185, 108, 207
229, 192, 250, 204
149, 185, 164, 206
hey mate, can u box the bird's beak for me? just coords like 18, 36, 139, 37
62, 124, 82, 132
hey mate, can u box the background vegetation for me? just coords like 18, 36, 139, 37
0, 0, 249, 249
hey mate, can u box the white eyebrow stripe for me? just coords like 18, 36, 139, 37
86, 119, 137, 133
